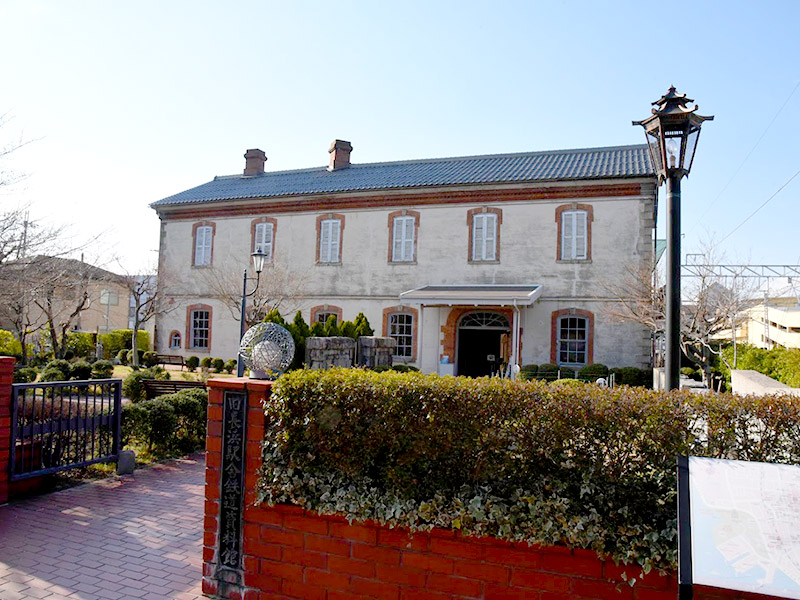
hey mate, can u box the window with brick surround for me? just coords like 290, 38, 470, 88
188, 307, 211, 350
382, 305, 418, 362
391, 216, 415, 262
318, 216, 343, 264
389, 313, 414, 358
193, 223, 215, 266
169, 331, 181, 349
467, 208, 502, 262
252, 218, 276, 262
550, 308, 594, 366
556, 204, 593, 261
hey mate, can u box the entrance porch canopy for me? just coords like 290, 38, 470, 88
399, 284, 542, 377
399, 284, 542, 306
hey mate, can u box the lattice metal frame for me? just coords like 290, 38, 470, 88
459, 312, 510, 330
239, 323, 295, 378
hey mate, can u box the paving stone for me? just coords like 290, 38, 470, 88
0, 454, 204, 600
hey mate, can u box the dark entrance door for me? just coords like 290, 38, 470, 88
456, 312, 510, 377
457, 328, 504, 377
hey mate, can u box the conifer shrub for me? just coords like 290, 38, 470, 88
186, 356, 200, 372
259, 368, 800, 577
212, 358, 225, 373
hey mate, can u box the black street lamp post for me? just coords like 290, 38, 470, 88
237, 248, 268, 377
634, 87, 712, 391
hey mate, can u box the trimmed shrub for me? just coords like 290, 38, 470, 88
577, 363, 609, 380
0, 329, 23, 358
69, 360, 93, 380
116, 349, 128, 365
258, 369, 800, 577
123, 371, 147, 402
519, 364, 538, 381
142, 351, 158, 368
536, 363, 558, 380
200, 357, 213, 369
186, 356, 200, 372
39, 366, 68, 383
101, 329, 150, 360
121, 388, 208, 457
610, 367, 652, 388
212, 358, 225, 373
224, 359, 237, 374
92, 359, 114, 379
139, 398, 177, 453
558, 366, 576, 378
392, 364, 419, 373
160, 388, 208, 452
14, 367, 38, 383
65, 332, 94, 359
126, 349, 145, 366
43, 359, 71, 380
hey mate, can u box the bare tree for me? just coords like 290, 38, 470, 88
604, 245, 756, 387
118, 266, 176, 368
200, 262, 310, 328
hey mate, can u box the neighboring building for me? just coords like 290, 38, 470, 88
151, 140, 657, 376
740, 280, 800, 349
0, 256, 156, 348
0, 256, 130, 335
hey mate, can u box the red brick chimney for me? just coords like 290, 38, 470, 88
243, 149, 266, 176
328, 140, 353, 171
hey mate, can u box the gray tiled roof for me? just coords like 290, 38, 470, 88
151, 144, 653, 208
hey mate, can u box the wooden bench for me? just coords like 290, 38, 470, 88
142, 378, 206, 400
156, 354, 185, 369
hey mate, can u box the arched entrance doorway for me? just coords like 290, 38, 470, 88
456, 312, 511, 377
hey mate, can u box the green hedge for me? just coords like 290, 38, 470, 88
121, 388, 208, 456
258, 368, 800, 577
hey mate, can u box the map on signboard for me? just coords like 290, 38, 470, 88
689, 456, 800, 598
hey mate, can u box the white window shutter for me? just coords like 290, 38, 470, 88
392, 217, 404, 261
260, 222, 274, 261
320, 221, 331, 262
330, 220, 340, 262
473, 215, 485, 261
485, 214, 497, 260
404, 217, 414, 261
575, 212, 587, 259
195, 226, 212, 265
562, 212, 574, 259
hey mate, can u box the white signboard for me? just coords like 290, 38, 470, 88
688, 456, 800, 598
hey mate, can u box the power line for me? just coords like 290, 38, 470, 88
712, 166, 800, 249
689, 79, 800, 232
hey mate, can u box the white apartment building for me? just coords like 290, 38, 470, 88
151, 140, 657, 376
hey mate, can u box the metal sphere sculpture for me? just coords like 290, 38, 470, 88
239, 322, 295, 379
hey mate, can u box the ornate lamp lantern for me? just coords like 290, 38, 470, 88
237, 246, 268, 376
634, 87, 713, 391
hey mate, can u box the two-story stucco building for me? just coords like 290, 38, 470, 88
151, 140, 656, 376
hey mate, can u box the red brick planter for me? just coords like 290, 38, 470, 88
202, 378, 781, 600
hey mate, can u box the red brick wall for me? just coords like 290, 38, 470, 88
0, 356, 14, 504
202, 378, 781, 600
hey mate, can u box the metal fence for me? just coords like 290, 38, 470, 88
9, 379, 122, 481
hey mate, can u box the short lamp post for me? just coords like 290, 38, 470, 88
634, 87, 713, 391
237, 248, 268, 377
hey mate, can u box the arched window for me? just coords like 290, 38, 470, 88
169, 331, 181, 349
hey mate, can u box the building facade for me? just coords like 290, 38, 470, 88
151, 141, 657, 376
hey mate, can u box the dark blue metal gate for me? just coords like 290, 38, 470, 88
9, 379, 122, 480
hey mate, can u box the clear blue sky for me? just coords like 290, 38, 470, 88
1, 0, 798, 272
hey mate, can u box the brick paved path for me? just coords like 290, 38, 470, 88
0, 455, 205, 600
